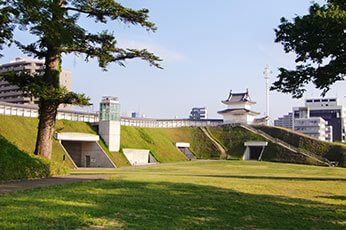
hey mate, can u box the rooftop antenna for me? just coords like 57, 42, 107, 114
263, 65, 272, 125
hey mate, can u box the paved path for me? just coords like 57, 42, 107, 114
0, 160, 214, 194
200, 127, 227, 159
0, 175, 111, 195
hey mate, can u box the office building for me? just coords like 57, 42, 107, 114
0, 58, 72, 108
276, 98, 345, 142
189, 107, 207, 120
293, 98, 345, 142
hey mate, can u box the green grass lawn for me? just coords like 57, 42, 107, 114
0, 161, 345, 229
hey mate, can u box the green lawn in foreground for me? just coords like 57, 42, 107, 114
0, 161, 345, 229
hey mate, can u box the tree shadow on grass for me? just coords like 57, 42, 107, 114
0, 179, 345, 229
189, 174, 346, 181
317, 195, 346, 201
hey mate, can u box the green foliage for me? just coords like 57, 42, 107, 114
0, 0, 162, 159
255, 125, 346, 167
1, 161, 345, 229
0, 1, 15, 56
272, 0, 345, 98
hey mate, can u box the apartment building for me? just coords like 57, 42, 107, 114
293, 98, 345, 142
294, 117, 333, 142
0, 58, 71, 108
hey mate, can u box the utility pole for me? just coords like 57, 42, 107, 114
263, 65, 272, 125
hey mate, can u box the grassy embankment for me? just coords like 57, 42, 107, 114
120, 126, 220, 162
0, 115, 130, 181
0, 115, 71, 180
254, 125, 346, 167
0, 115, 221, 180
0, 161, 345, 229
207, 126, 324, 165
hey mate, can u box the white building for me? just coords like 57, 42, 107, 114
294, 117, 333, 142
218, 90, 260, 125
293, 98, 345, 142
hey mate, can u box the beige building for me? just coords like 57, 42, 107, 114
0, 57, 72, 109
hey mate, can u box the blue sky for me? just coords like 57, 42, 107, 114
1, 0, 345, 120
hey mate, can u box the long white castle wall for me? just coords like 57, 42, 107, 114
0, 101, 224, 128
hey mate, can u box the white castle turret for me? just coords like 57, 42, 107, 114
218, 89, 260, 125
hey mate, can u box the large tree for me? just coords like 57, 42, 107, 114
271, 0, 345, 98
0, 0, 161, 159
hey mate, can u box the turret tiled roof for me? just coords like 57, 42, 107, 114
222, 89, 255, 105
217, 108, 260, 115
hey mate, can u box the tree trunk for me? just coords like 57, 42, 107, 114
34, 100, 58, 159
33, 0, 65, 159
34, 47, 61, 159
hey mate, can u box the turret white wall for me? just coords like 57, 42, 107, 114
226, 103, 252, 110
223, 114, 256, 124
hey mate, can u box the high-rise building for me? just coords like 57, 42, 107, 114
276, 98, 345, 142
293, 98, 345, 142
189, 107, 208, 120
0, 57, 72, 109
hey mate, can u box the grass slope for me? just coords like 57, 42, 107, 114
120, 126, 188, 162
208, 126, 322, 165
0, 115, 71, 180
0, 161, 345, 229
120, 126, 221, 162
0, 115, 130, 181
158, 127, 221, 159
255, 125, 346, 167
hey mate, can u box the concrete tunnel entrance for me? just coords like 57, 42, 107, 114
54, 132, 116, 168
175, 142, 196, 160
243, 142, 268, 161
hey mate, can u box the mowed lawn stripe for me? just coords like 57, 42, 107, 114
0, 161, 345, 229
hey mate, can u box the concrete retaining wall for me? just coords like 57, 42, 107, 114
123, 148, 153, 166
